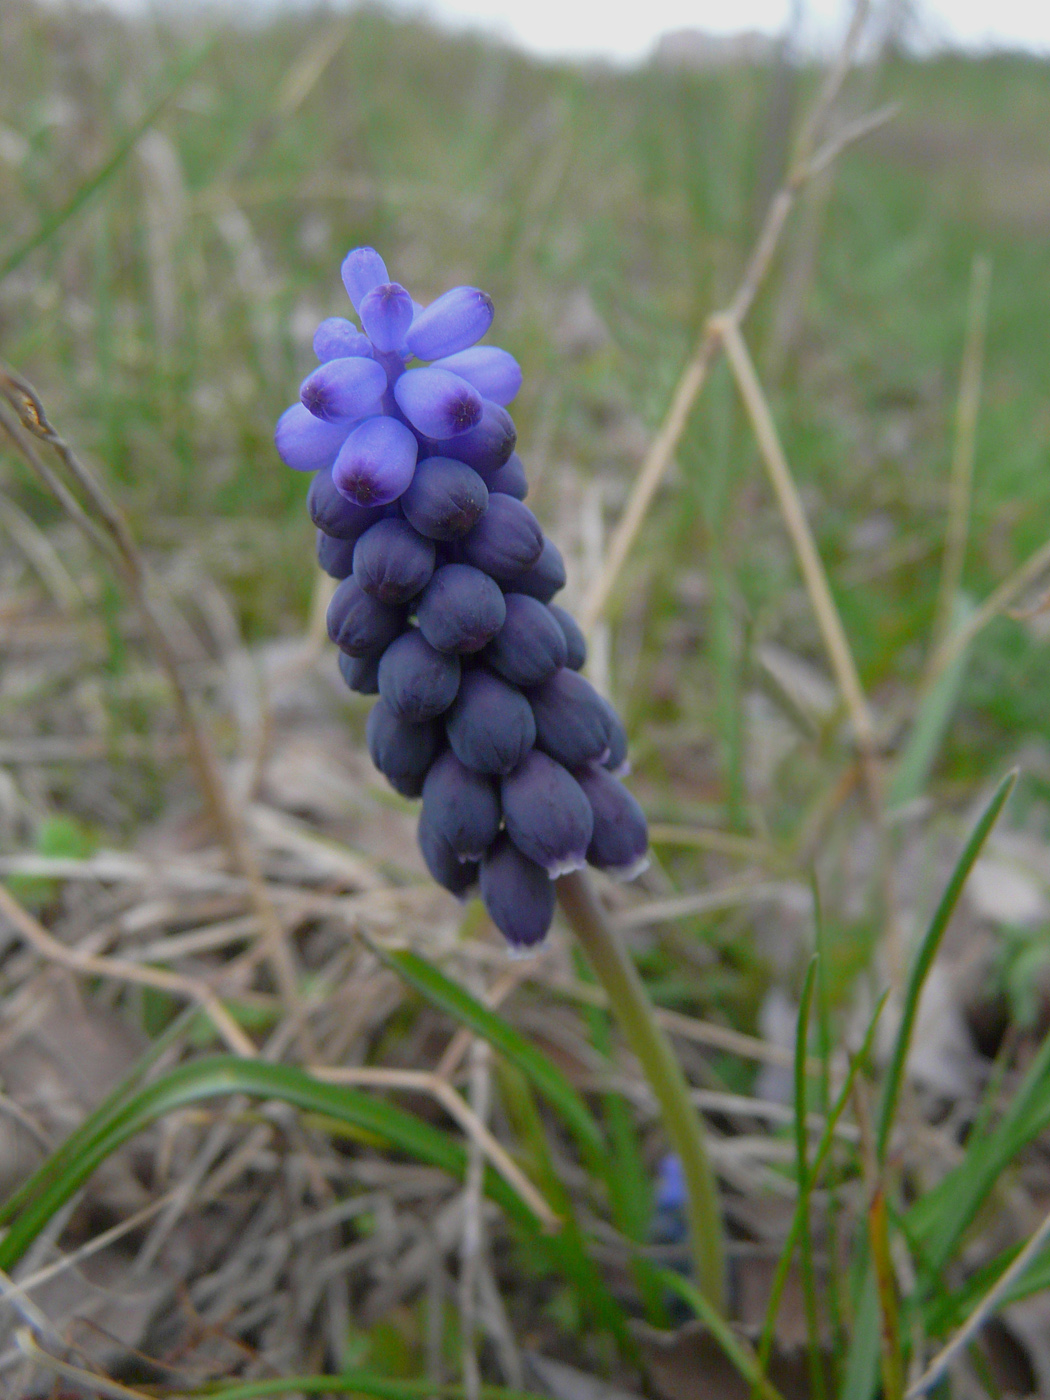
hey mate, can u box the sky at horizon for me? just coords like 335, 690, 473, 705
93, 0, 1050, 62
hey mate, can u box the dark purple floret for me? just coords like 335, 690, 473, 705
366, 700, 442, 799
416, 564, 507, 654
308, 466, 394, 541
400, 457, 488, 541
338, 649, 381, 695
314, 317, 374, 362
460, 495, 543, 581
548, 605, 587, 671
317, 530, 357, 580
353, 519, 436, 605
326, 577, 405, 657
378, 628, 461, 721
480, 833, 555, 951
394, 367, 483, 440
482, 593, 567, 687
529, 668, 612, 769
406, 286, 495, 361
422, 750, 501, 860
501, 751, 593, 877
333, 416, 418, 507
300, 356, 385, 422
274, 403, 353, 473
446, 668, 536, 776
435, 400, 516, 478
486, 452, 528, 501
510, 536, 566, 604
596, 693, 630, 776
575, 766, 649, 880
418, 811, 480, 897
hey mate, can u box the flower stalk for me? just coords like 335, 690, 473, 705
557, 869, 727, 1315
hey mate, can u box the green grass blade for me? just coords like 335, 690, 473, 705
376, 946, 608, 1172
191, 1376, 547, 1400
659, 1268, 788, 1400
908, 1016, 1050, 1272
0, 36, 217, 282
886, 593, 976, 811
495, 1060, 636, 1358
875, 769, 1016, 1162
756, 990, 888, 1389
0, 1056, 544, 1270
838, 1268, 880, 1400
793, 958, 826, 1400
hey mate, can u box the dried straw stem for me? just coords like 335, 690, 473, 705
0, 366, 300, 1019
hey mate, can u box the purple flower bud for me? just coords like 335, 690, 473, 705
308, 466, 395, 540
338, 649, 381, 696
332, 416, 418, 507
655, 1154, 686, 1212
394, 367, 483, 440
431, 346, 522, 405
400, 457, 488, 541
378, 628, 461, 721
418, 811, 480, 897
575, 767, 649, 880
422, 750, 501, 861
416, 563, 506, 654
353, 519, 436, 605
341, 246, 389, 312
274, 402, 353, 473
314, 317, 374, 362
446, 668, 536, 776
434, 400, 516, 476
501, 751, 593, 877
595, 694, 629, 776
480, 833, 555, 952
482, 593, 567, 687
549, 605, 587, 671
529, 668, 611, 769
317, 530, 356, 579
406, 286, 494, 361
359, 282, 415, 353
327, 576, 404, 656
460, 495, 543, 581
300, 356, 386, 422
510, 536, 566, 604
486, 452, 528, 501
367, 699, 441, 798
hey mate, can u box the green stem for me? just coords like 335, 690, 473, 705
556, 869, 727, 1315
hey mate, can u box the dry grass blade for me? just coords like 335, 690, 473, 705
14, 1329, 153, 1400
906, 1204, 1050, 1397
0, 364, 301, 1018
717, 319, 877, 765
309, 1066, 558, 1230
579, 0, 877, 634
0, 882, 255, 1056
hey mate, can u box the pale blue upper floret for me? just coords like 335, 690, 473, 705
274, 246, 520, 505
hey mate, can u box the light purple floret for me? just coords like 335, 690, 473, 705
274, 403, 354, 473
431, 347, 522, 406
332, 416, 418, 506
405, 286, 495, 361
393, 366, 483, 440
313, 317, 374, 362
300, 356, 386, 422
360, 282, 415, 353
341, 246, 389, 312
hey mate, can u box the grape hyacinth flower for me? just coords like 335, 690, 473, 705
275, 246, 648, 950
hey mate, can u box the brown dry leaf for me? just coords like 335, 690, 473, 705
634, 1320, 831, 1400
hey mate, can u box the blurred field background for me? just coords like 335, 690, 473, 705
3, 0, 1050, 1394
